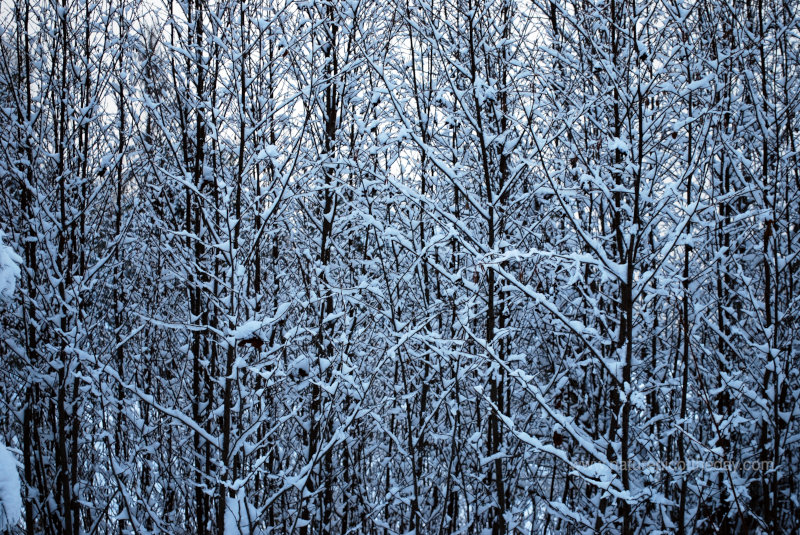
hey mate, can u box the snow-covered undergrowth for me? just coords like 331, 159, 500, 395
0, 232, 21, 301
0, 231, 23, 531
0, 443, 21, 531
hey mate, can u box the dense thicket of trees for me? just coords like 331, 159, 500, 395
0, 0, 798, 533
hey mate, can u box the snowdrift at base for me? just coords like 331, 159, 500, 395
0, 442, 21, 531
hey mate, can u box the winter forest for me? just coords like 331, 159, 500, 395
0, 0, 799, 533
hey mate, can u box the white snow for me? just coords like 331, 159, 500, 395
0, 232, 22, 302
581, 462, 614, 483
229, 303, 291, 341
608, 137, 631, 153
0, 235, 22, 530
230, 320, 263, 340
0, 443, 21, 531
290, 356, 310, 376
224, 492, 259, 535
